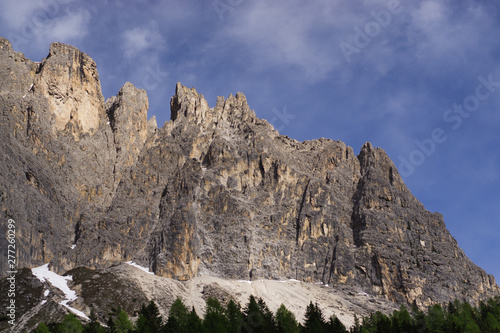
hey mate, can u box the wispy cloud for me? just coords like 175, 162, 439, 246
216, 1, 346, 82
3, 1, 90, 50
0, 0, 47, 30
43, 9, 91, 44
122, 21, 165, 60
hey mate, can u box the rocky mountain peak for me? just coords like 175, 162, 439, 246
0, 36, 11, 50
170, 82, 257, 132
170, 82, 211, 123
35, 42, 105, 135
1, 39, 499, 328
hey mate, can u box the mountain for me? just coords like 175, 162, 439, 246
0, 37, 498, 331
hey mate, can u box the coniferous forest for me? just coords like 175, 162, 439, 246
31, 296, 500, 333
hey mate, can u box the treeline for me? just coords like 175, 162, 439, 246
32, 295, 500, 333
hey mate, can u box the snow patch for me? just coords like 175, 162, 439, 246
44, 289, 50, 297
71, 244, 77, 249
236, 280, 252, 284
277, 279, 301, 283
32, 264, 74, 298
125, 261, 154, 275
32, 264, 89, 320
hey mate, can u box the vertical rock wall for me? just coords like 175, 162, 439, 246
0, 38, 498, 308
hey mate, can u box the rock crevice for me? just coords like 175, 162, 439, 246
0, 38, 498, 310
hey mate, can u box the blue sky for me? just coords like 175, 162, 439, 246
1, 0, 499, 282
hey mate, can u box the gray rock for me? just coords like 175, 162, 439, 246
0, 37, 498, 322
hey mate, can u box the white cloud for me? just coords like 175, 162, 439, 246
407, 1, 496, 64
411, 0, 446, 31
122, 22, 165, 59
44, 9, 91, 42
1, 0, 79, 31
217, 1, 347, 82
4, 2, 90, 50
0, 0, 45, 30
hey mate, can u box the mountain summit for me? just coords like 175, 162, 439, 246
0, 37, 498, 330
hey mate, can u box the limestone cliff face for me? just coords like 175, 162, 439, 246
34, 42, 106, 134
0, 37, 150, 274
0, 38, 498, 308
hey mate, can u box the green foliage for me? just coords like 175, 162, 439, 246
84, 309, 106, 333
135, 315, 152, 333
241, 295, 264, 333
427, 304, 445, 333
186, 307, 203, 333
351, 314, 362, 333
34, 322, 51, 333
57, 314, 84, 333
327, 315, 348, 333
276, 304, 299, 333
165, 297, 190, 332
32, 296, 500, 333
226, 300, 244, 333
257, 298, 277, 333
203, 297, 228, 333
303, 302, 327, 333
391, 305, 412, 333
136, 300, 162, 333
114, 310, 133, 333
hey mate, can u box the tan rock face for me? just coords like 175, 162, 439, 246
105, 82, 150, 187
35, 42, 105, 135
0, 38, 498, 311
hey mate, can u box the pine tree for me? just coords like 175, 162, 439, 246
461, 301, 481, 333
275, 304, 299, 333
114, 310, 133, 333
162, 316, 179, 333
257, 298, 277, 333
427, 304, 445, 333
84, 309, 106, 333
390, 305, 412, 333
226, 300, 244, 333
302, 302, 327, 333
372, 311, 393, 333
186, 307, 203, 333
34, 322, 51, 333
351, 314, 361, 333
57, 314, 84, 333
242, 295, 265, 333
106, 314, 117, 333
135, 315, 151, 333
411, 303, 427, 332
203, 297, 228, 333
136, 300, 163, 333
166, 297, 189, 332
483, 312, 500, 332
327, 315, 348, 333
